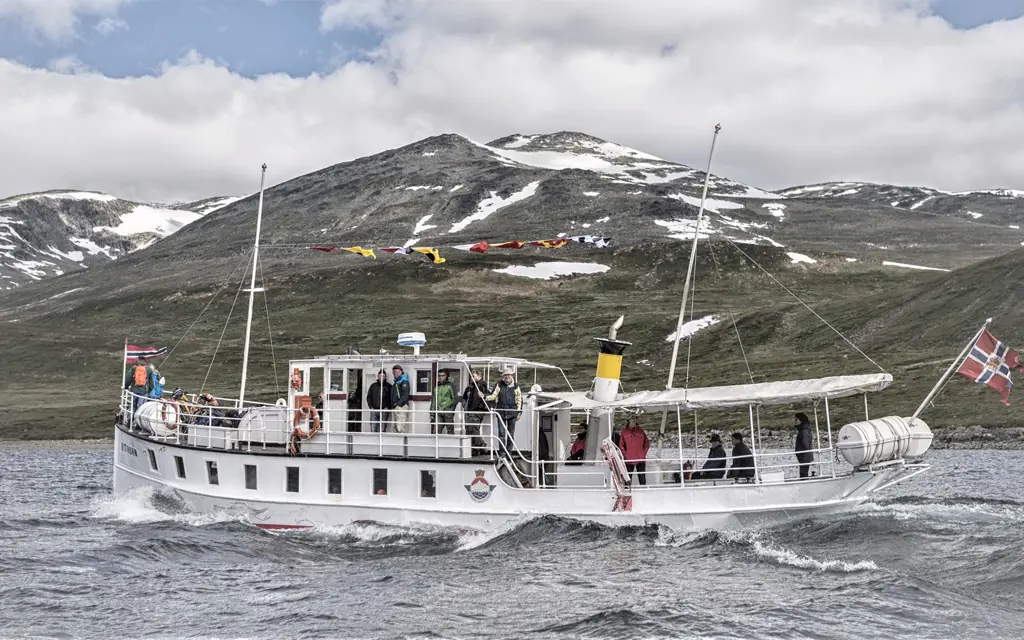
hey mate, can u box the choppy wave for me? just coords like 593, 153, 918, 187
89, 486, 244, 527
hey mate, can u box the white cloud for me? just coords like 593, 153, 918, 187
94, 16, 128, 35
0, 0, 1023, 202
0, 0, 130, 41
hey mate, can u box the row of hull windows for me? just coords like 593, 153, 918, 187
148, 451, 437, 498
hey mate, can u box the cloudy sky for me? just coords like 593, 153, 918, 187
1, 0, 1022, 203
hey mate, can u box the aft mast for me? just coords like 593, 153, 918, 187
238, 163, 267, 408
659, 124, 721, 434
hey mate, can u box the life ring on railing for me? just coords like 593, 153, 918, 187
289, 406, 321, 455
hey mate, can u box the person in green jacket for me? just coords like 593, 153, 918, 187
431, 369, 457, 434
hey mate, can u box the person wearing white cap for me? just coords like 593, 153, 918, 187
484, 368, 521, 453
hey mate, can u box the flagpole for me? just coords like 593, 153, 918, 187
659, 123, 721, 437
910, 318, 991, 421
238, 163, 267, 408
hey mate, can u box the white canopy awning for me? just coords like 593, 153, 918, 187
533, 373, 893, 411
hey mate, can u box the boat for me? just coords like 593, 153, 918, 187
112, 130, 957, 532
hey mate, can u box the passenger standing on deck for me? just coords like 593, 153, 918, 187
460, 369, 488, 454
617, 416, 650, 485
697, 433, 727, 479
390, 365, 411, 432
147, 366, 165, 399
794, 412, 814, 479
431, 369, 456, 435
366, 370, 393, 433
124, 356, 150, 424
727, 432, 755, 480
484, 368, 521, 453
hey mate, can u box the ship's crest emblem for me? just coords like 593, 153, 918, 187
465, 469, 496, 502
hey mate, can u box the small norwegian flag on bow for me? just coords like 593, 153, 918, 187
957, 330, 1021, 405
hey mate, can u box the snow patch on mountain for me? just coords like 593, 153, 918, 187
449, 181, 541, 234
762, 202, 786, 218
493, 261, 609, 280
787, 252, 817, 264
666, 315, 720, 342
94, 205, 202, 237
668, 193, 744, 214
882, 261, 950, 272
194, 196, 243, 215
413, 214, 437, 235
0, 191, 117, 209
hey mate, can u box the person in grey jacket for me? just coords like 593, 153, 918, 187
794, 412, 814, 479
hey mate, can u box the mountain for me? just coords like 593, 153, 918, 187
0, 190, 242, 290
2, 131, 1024, 440
779, 181, 1024, 226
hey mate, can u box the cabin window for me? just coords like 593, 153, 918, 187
147, 449, 158, 472
244, 464, 258, 490
415, 370, 432, 394
373, 468, 388, 495
286, 466, 300, 493
420, 470, 436, 498
327, 468, 342, 495
174, 455, 186, 479
206, 460, 219, 485
329, 368, 345, 392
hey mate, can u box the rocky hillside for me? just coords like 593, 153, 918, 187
779, 181, 1024, 226
2, 131, 1024, 439
0, 191, 239, 290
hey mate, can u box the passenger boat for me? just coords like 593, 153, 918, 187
112, 132, 956, 532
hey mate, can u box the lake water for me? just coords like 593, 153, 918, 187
1, 442, 1021, 639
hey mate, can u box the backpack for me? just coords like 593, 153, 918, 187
133, 364, 148, 387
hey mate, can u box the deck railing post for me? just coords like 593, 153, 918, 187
747, 404, 759, 481
813, 403, 822, 478
676, 405, 684, 486
825, 396, 835, 478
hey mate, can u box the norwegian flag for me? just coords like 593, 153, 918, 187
126, 344, 167, 364
957, 330, 1021, 405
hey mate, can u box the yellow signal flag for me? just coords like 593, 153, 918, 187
413, 247, 447, 264
343, 246, 377, 259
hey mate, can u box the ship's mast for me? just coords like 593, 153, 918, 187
660, 124, 721, 435
238, 163, 267, 408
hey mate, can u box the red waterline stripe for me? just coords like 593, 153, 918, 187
255, 523, 313, 530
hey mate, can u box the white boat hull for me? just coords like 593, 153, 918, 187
113, 427, 905, 532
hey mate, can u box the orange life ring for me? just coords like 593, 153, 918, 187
289, 406, 321, 455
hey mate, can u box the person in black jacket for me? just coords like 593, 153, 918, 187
727, 432, 755, 480
794, 412, 814, 479
390, 365, 411, 433
366, 370, 393, 433
697, 433, 727, 479
459, 369, 488, 454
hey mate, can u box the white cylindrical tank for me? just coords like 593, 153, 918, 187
135, 400, 179, 437
902, 417, 934, 458
836, 416, 912, 467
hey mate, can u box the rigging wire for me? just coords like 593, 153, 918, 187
706, 240, 756, 384
718, 236, 888, 374
159, 251, 253, 367
201, 250, 253, 393
257, 257, 281, 398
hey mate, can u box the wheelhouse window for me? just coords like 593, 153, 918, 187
373, 468, 388, 495
206, 460, 219, 485
147, 450, 158, 472
328, 468, 342, 495
415, 370, 432, 394
245, 464, 258, 490
286, 466, 300, 493
174, 456, 186, 479
420, 470, 436, 498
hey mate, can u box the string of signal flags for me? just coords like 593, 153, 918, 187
288, 235, 612, 264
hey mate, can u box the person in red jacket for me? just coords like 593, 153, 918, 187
617, 416, 650, 485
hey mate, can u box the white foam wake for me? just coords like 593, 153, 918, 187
90, 486, 241, 527
719, 529, 878, 573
